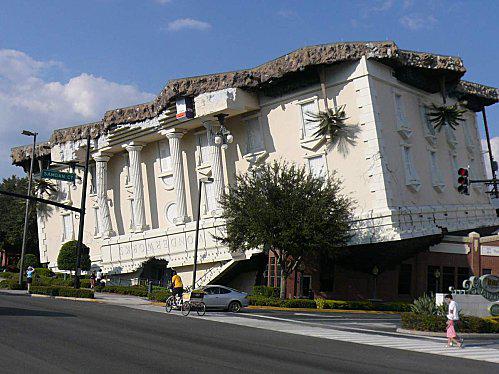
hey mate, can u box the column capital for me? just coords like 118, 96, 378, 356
92, 152, 112, 163
123, 141, 145, 152
159, 129, 187, 139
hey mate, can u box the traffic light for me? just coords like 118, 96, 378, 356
457, 168, 469, 195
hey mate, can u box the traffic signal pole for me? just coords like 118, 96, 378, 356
481, 108, 498, 198
74, 134, 91, 289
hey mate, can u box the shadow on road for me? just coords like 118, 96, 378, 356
0, 307, 75, 317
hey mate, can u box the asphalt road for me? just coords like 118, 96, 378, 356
0, 292, 496, 374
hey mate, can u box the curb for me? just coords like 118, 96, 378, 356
30, 293, 101, 303
396, 328, 499, 339
247, 306, 401, 315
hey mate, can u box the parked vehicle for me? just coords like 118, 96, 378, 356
201, 285, 249, 312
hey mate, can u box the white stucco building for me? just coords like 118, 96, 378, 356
12, 41, 499, 299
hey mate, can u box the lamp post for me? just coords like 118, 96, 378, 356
213, 113, 233, 149
18, 130, 38, 286
192, 177, 214, 290
435, 268, 441, 294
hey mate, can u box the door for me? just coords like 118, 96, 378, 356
203, 286, 221, 308
216, 287, 233, 309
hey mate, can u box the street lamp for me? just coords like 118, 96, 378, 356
192, 177, 214, 290
213, 114, 233, 150
18, 130, 38, 286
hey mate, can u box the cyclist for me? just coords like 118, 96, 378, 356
170, 270, 184, 306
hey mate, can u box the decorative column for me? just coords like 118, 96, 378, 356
161, 129, 190, 224
94, 154, 115, 237
124, 142, 147, 232
203, 122, 224, 214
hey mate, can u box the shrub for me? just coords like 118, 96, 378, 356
29, 285, 94, 299
18, 254, 40, 270
0, 279, 26, 290
315, 299, 410, 312
95, 285, 149, 297
148, 290, 172, 302
252, 286, 280, 298
248, 296, 282, 307
57, 241, 91, 272
281, 299, 317, 309
34, 268, 54, 277
0, 272, 17, 279
401, 313, 498, 333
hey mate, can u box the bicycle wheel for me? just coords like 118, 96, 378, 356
181, 301, 191, 316
165, 296, 174, 313
196, 302, 206, 316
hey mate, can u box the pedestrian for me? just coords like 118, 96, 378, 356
90, 270, 96, 289
96, 268, 103, 287
444, 294, 463, 348
26, 266, 35, 293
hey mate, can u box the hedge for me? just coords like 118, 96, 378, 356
0, 279, 25, 290
252, 286, 280, 298
148, 290, 172, 302
0, 272, 17, 279
401, 313, 499, 334
95, 285, 149, 297
34, 268, 54, 277
29, 286, 94, 299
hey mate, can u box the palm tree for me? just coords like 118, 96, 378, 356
428, 103, 466, 131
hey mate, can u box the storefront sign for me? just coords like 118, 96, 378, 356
461, 275, 499, 302
480, 245, 499, 257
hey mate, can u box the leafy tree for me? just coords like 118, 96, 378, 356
217, 160, 354, 299
18, 253, 40, 271
57, 240, 91, 274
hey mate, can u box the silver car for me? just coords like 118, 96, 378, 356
201, 285, 249, 312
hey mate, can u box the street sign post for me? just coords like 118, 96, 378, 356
41, 169, 76, 182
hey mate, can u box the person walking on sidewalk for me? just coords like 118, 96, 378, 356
26, 266, 35, 293
444, 294, 463, 348
90, 270, 96, 289
96, 269, 103, 287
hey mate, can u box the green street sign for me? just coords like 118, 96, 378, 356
41, 169, 76, 182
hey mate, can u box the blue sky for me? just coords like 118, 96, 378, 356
1, 0, 498, 177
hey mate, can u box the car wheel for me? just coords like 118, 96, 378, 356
228, 301, 242, 313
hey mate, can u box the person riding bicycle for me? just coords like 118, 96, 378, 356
170, 270, 184, 306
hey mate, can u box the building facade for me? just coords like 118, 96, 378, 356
11, 41, 499, 299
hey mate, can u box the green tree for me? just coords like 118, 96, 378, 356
217, 160, 354, 299
57, 240, 91, 274
18, 253, 40, 271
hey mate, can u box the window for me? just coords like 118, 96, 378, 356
398, 264, 412, 295
219, 287, 231, 294
420, 104, 436, 144
402, 145, 421, 192
124, 154, 131, 185
62, 214, 73, 241
482, 269, 492, 275
307, 155, 327, 179
203, 181, 216, 214
89, 164, 97, 195
462, 119, 475, 153
93, 207, 100, 236
158, 140, 172, 172
445, 125, 458, 149
394, 93, 411, 138
129, 199, 135, 230
429, 150, 445, 192
427, 266, 440, 293
442, 266, 456, 292
245, 117, 264, 154
197, 132, 210, 165
300, 100, 319, 139
457, 267, 470, 289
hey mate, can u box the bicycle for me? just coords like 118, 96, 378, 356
181, 299, 206, 316
165, 294, 183, 313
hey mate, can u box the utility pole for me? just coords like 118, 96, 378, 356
74, 134, 91, 289
18, 130, 37, 286
482, 108, 498, 198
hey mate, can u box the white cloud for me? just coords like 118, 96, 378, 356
166, 18, 211, 31
482, 137, 499, 178
155, 0, 171, 4
372, 0, 395, 12
0, 49, 154, 178
400, 14, 437, 30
